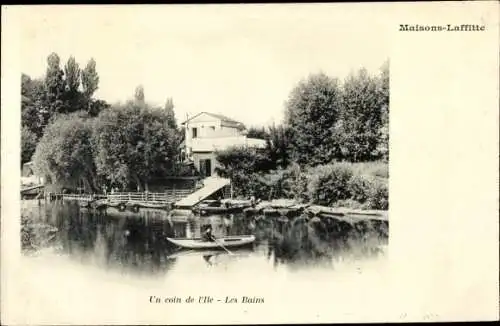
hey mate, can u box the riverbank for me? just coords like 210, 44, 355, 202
225, 161, 388, 210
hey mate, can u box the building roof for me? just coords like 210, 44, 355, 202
181, 112, 244, 126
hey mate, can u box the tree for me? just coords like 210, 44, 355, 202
63, 56, 82, 113
44, 53, 66, 116
21, 74, 48, 138
376, 60, 389, 161
32, 112, 97, 192
64, 56, 81, 94
80, 58, 107, 116
215, 146, 273, 197
246, 126, 269, 140
164, 97, 177, 129
266, 123, 291, 169
87, 99, 110, 117
284, 73, 343, 166
81, 58, 99, 99
21, 125, 37, 164
379, 60, 389, 108
92, 102, 178, 191
134, 85, 145, 106
22, 55, 110, 173
338, 68, 383, 161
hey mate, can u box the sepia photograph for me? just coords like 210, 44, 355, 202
2, 2, 499, 325
18, 3, 389, 320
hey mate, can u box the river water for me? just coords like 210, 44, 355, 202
16, 199, 390, 324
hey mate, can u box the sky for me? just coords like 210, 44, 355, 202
16, 4, 389, 127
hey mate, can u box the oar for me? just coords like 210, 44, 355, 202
211, 236, 234, 256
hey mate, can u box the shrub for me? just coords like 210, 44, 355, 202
347, 174, 373, 203
215, 146, 278, 198
306, 163, 354, 206
301, 162, 388, 209
281, 163, 309, 202
21, 125, 38, 165
367, 180, 389, 210
32, 112, 96, 191
216, 152, 389, 209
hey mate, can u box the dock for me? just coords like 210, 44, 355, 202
60, 189, 193, 210
174, 177, 230, 209
21, 184, 45, 199
55, 177, 230, 211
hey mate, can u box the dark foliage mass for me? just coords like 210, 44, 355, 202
22, 53, 109, 166
26, 52, 183, 192
285, 64, 389, 165
216, 62, 389, 208
24, 52, 388, 208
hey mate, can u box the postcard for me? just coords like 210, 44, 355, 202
1, 2, 499, 324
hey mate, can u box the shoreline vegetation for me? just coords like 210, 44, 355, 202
22, 52, 388, 211
21, 199, 387, 264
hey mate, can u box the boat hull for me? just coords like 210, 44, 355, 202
166, 235, 255, 249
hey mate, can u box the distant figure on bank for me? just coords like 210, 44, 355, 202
250, 195, 256, 207
224, 214, 233, 234
202, 225, 215, 242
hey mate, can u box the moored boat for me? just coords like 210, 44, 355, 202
138, 202, 172, 210
166, 235, 256, 249
196, 206, 245, 215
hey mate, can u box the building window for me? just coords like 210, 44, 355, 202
192, 127, 198, 138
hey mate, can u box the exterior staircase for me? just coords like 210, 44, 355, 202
174, 176, 230, 208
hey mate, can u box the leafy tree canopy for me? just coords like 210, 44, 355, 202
32, 112, 97, 191
92, 102, 180, 191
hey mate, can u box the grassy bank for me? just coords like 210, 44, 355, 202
231, 161, 388, 210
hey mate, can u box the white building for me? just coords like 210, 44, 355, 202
180, 112, 267, 177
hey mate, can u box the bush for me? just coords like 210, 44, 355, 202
347, 174, 373, 203
280, 163, 309, 202
32, 112, 96, 191
367, 180, 388, 210
21, 125, 38, 165
215, 146, 389, 209
306, 163, 354, 206
295, 162, 388, 209
215, 146, 278, 199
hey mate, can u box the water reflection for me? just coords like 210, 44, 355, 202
21, 200, 388, 275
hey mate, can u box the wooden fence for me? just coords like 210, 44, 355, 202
107, 190, 193, 203
61, 189, 194, 204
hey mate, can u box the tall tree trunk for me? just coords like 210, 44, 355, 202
133, 174, 143, 192
82, 177, 92, 193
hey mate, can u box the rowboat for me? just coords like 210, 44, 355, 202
167, 248, 253, 259
137, 202, 172, 210
195, 200, 253, 216
166, 235, 256, 249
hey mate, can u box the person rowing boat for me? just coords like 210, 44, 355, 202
202, 225, 215, 242
200, 225, 235, 255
